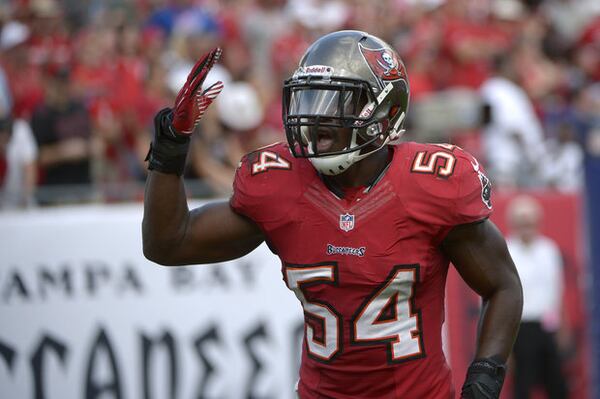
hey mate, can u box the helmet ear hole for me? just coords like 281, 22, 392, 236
366, 123, 382, 137
389, 105, 399, 118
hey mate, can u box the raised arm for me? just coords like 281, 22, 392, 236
142, 172, 264, 265
442, 218, 523, 398
142, 48, 264, 266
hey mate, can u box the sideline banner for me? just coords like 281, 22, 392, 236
0, 204, 303, 399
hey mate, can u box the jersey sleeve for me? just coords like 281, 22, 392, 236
450, 151, 492, 225
230, 153, 266, 223
229, 143, 296, 227
403, 144, 492, 231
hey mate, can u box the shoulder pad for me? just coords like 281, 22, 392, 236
230, 142, 310, 225
397, 142, 492, 226
238, 142, 294, 176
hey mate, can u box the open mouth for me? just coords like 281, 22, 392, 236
316, 130, 336, 153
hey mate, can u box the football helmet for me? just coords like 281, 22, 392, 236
283, 30, 409, 175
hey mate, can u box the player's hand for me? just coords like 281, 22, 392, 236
461, 357, 506, 399
146, 48, 224, 175
171, 47, 224, 135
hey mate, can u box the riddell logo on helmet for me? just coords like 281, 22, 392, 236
359, 44, 406, 82
294, 65, 334, 78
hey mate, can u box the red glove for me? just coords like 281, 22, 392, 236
146, 48, 225, 175
171, 47, 224, 134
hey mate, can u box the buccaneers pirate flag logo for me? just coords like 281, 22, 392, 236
359, 43, 406, 82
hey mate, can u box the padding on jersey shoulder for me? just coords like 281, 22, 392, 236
232, 142, 300, 225
409, 143, 459, 179
239, 142, 293, 176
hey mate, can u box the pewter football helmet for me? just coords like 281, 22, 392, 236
283, 30, 410, 175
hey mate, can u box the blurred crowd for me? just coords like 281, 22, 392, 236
0, 0, 599, 208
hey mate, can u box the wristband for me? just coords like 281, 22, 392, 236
145, 108, 191, 176
461, 356, 506, 399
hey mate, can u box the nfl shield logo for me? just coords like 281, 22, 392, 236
339, 213, 355, 232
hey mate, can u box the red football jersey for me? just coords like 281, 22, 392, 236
230, 141, 492, 398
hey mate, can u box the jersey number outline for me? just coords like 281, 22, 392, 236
251, 151, 291, 175
284, 262, 424, 364
411, 150, 456, 178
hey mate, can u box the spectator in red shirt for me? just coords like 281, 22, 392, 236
25, 0, 72, 68
0, 21, 44, 119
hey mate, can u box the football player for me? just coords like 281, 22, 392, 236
143, 31, 523, 398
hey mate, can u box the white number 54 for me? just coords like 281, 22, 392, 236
284, 263, 423, 363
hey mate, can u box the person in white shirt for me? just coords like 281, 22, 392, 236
0, 118, 38, 209
481, 56, 546, 189
542, 124, 584, 192
506, 195, 567, 399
